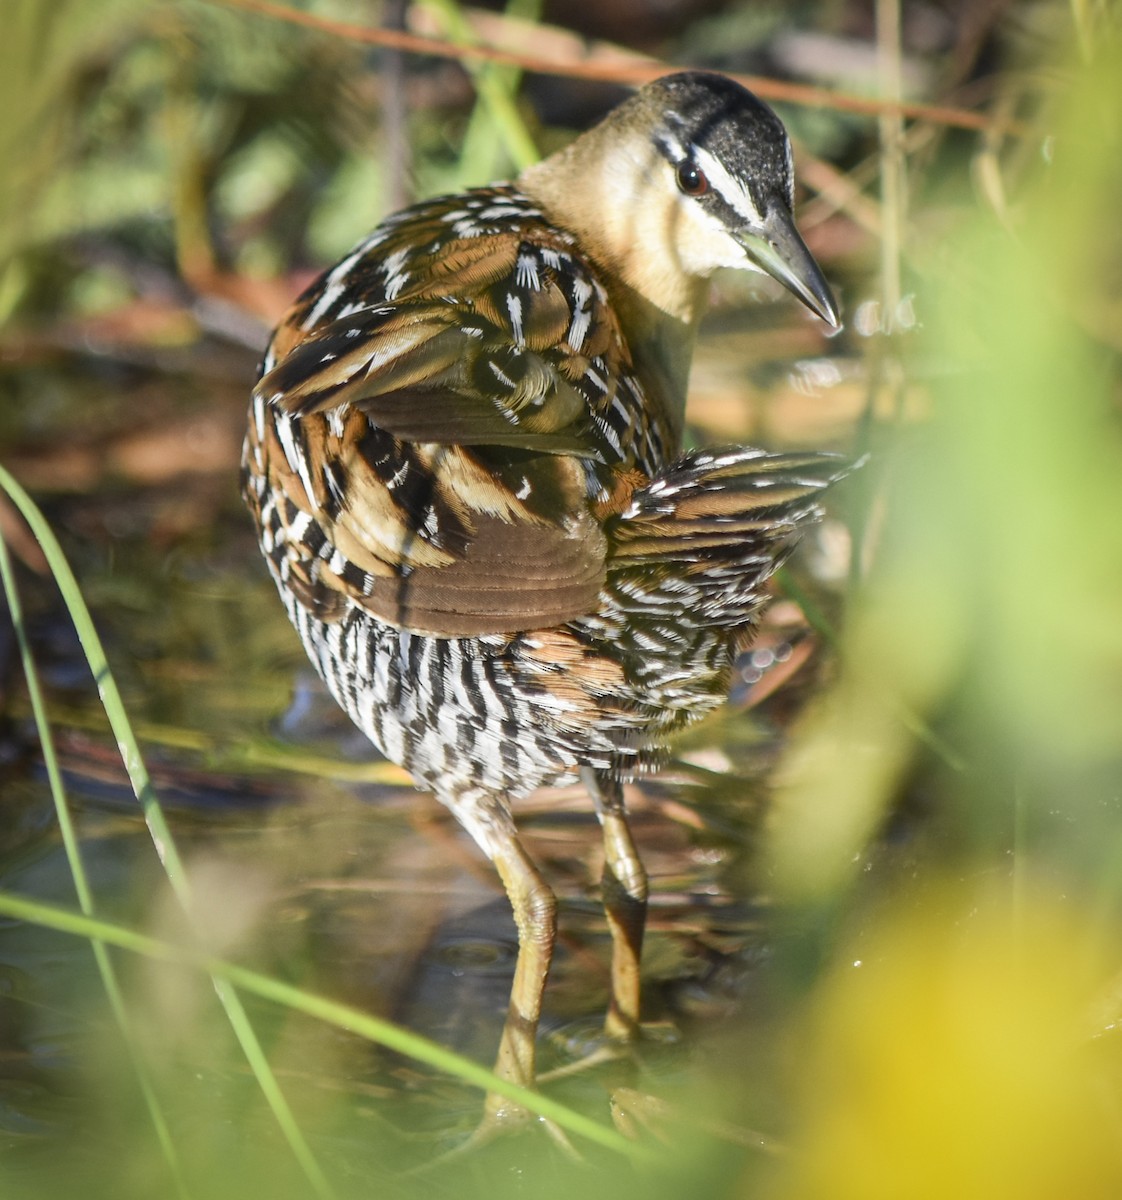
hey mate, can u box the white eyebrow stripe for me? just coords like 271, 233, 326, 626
692, 144, 765, 225
655, 130, 689, 162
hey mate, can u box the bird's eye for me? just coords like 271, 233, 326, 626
675, 161, 709, 197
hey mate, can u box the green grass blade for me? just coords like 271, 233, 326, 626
0, 464, 335, 1200
456, 0, 544, 183
419, 0, 539, 179
0, 890, 645, 1159
0, 528, 191, 1200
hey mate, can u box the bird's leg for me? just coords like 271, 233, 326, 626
451, 793, 558, 1127
487, 840, 557, 1123
581, 768, 648, 1041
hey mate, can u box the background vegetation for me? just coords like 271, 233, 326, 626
2, 1, 1121, 1197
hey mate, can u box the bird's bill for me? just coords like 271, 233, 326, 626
735, 206, 840, 329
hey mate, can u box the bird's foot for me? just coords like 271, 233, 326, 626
538, 1017, 679, 1085
407, 1094, 582, 1174
478, 1095, 583, 1158
609, 1085, 782, 1154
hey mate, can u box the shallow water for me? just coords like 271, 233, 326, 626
0, 308, 857, 1190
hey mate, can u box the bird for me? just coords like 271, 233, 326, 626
242, 70, 842, 1133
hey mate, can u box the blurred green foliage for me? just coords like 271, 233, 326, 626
769, 30, 1122, 896
3, 1, 1122, 1198
0, 0, 554, 330
761, 33, 1122, 1198
2, 0, 390, 320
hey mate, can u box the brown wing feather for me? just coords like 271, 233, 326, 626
244, 189, 654, 637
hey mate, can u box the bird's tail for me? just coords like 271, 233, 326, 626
605, 446, 849, 628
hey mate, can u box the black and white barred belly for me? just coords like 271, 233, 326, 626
280, 579, 737, 806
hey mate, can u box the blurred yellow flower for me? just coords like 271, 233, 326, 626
767, 886, 1122, 1200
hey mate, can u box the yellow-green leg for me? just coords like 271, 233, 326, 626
450, 793, 557, 1127
581, 768, 648, 1041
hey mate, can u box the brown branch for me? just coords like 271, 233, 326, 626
797, 153, 884, 237
206, 0, 1029, 136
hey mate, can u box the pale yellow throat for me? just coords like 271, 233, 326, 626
520, 126, 746, 446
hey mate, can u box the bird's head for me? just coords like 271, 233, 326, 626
522, 71, 839, 330
634, 72, 839, 327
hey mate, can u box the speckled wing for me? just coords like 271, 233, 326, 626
243, 187, 649, 638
